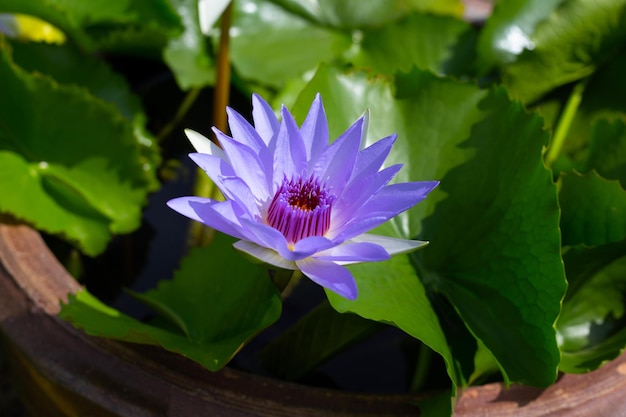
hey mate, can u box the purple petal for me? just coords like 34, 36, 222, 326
219, 176, 261, 217
213, 129, 272, 202
330, 164, 402, 229
353, 181, 439, 219
350, 134, 397, 181
188, 152, 237, 194
252, 93, 280, 146
187, 154, 259, 216
225, 110, 274, 186
311, 117, 363, 191
239, 219, 336, 262
227, 107, 269, 154
167, 197, 248, 240
332, 216, 391, 243
349, 234, 429, 256
273, 107, 308, 181
238, 218, 293, 259
300, 93, 328, 163
233, 240, 297, 270
290, 236, 336, 260
296, 258, 358, 300
314, 241, 390, 263
334, 181, 439, 240
184, 129, 227, 160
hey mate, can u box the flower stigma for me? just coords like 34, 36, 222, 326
266, 175, 333, 244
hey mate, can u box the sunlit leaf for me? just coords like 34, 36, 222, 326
164, 0, 215, 90
353, 13, 477, 77
229, 0, 350, 88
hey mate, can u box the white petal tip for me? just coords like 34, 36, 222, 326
184, 129, 213, 153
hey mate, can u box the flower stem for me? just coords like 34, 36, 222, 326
212, 1, 233, 137
544, 79, 587, 168
156, 88, 201, 142
272, 269, 302, 297
188, 2, 233, 248
409, 342, 433, 392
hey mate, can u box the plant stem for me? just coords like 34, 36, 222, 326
410, 342, 433, 392
272, 269, 302, 297
156, 88, 201, 142
213, 1, 233, 137
189, 2, 233, 248
544, 79, 587, 168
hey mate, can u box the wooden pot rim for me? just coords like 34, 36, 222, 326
1, 221, 626, 416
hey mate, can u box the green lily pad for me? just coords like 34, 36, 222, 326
353, 12, 477, 77
60, 233, 282, 370
0, 40, 154, 255
229, 0, 351, 88
163, 0, 215, 90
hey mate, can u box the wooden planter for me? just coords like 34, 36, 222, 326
1, 221, 626, 416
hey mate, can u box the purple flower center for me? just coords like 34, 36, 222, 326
266, 176, 333, 244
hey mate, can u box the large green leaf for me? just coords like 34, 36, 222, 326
560, 171, 626, 247
353, 13, 477, 77
8, 40, 160, 189
163, 0, 215, 90
413, 82, 565, 387
9, 40, 140, 119
229, 0, 351, 88
60, 233, 282, 370
293, 65, 565, 387
500, 0, 626, 102
0, 40, 153, 255
0, 0, 182, 53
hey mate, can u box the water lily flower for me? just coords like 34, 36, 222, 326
167, 94, 438, 300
